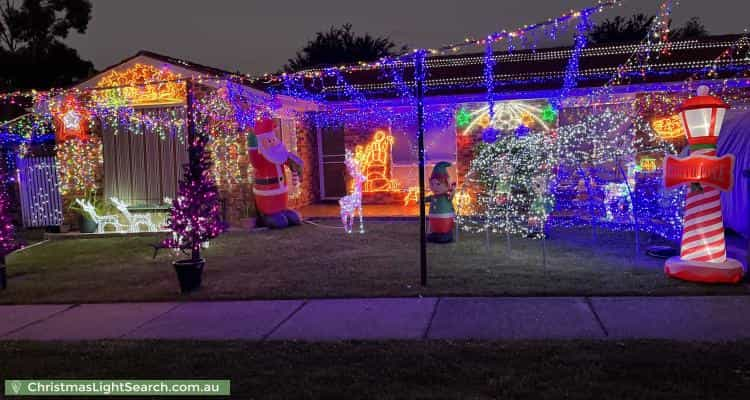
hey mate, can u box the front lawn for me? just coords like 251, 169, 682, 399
1, 222, 747, 304
2, 340, 749, 399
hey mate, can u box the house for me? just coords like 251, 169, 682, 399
2, 35, 749, 238
4, 51, 318, 229
272, 34, 749, 237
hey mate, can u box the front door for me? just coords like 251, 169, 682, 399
318, 126, 346, 199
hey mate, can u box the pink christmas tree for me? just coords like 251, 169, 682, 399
0, 174, 18, 260
163, 134, 225, 261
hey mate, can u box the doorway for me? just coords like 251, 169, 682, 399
318, 126, 347, 199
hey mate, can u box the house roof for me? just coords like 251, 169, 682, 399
73, 50, 260, 90
71, 50, 317, 115
282, 34, 750, 101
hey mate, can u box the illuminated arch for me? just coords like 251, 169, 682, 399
93, 63, 186, 106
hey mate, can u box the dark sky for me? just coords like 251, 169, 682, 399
67, 0, 749, 76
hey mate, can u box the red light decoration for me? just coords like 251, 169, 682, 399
52, 95, 89, 142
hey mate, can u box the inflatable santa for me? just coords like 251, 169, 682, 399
247, 117, 304, 229
427, 162, 456, 243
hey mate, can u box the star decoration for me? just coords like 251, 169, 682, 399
520, 112, 535, 127
62, 109, 81, 130
541, 105, 558, 123
53, 95, 89, 142
455, 108, 472, 128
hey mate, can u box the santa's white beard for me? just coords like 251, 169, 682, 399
259, 143, 289, 165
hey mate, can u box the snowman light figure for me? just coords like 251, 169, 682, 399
339, 150, 366, 234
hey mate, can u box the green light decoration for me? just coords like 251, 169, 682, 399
541, 104, 558, 123
455, 107, 472, 128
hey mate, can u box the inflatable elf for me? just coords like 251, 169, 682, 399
426, 161, 456, 243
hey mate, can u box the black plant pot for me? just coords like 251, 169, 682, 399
79, 215, 97, 234
173, 258, 205, 293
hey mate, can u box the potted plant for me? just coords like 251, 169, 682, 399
163, 130, 224, 293
68, 193, 111, 233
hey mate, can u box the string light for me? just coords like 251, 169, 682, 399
93, 64, 186, 106
55, 137, 102, 195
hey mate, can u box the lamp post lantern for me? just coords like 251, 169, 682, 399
663, 86, 743, 283
678, 85, 729, 147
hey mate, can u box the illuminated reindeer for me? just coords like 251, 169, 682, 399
339, 150, 366, 234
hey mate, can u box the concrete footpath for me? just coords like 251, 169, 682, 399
1, 296, 749, 342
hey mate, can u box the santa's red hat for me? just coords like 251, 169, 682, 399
254, 117, 276, 139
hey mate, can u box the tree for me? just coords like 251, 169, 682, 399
589, 14, 654, 44
284, 23, 404, 72
0, 169, 18, 262
589, 14, 708, 44
163, 125, 224, 261
0, 0, 94, 90
670, 17, 708, 41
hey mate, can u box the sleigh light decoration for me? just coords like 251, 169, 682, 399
663, 86, 743, 284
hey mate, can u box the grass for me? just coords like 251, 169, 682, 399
1, 340, 750, 399
1, 221, 747, 304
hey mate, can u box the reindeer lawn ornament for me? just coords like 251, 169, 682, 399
111, 197, 158, 232
339, 150, 366, 234
75, 198, 123, 233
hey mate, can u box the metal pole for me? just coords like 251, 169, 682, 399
616, 161, 639, 259
185, 79, 201, 262
416, 50, 427, 287
744, 169, 750, 270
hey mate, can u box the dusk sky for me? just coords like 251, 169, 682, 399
67, 0, 749, 76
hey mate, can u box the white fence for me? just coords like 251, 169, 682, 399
17, 156, 63, 227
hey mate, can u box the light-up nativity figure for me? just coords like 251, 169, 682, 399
663, 86, 744, 283
247, 117, 304, 229
339, 150, 366, 234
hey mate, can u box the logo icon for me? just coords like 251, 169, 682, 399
10, 380, 22, 395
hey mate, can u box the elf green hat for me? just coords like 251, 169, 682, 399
430, 161, 452, 179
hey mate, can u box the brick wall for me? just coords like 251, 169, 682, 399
214, 133, 254, 226
289, 118, 319, 209
456, 128, 476, 188
218, 115, 319, 226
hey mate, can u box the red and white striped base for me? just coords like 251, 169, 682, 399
665, 147, 744, 284
665, 256, 743, 284
679, 148, 726, 263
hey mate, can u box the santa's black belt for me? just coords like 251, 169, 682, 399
255, 177, 282, 185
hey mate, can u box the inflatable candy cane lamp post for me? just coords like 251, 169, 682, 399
664, 86, 744, 283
